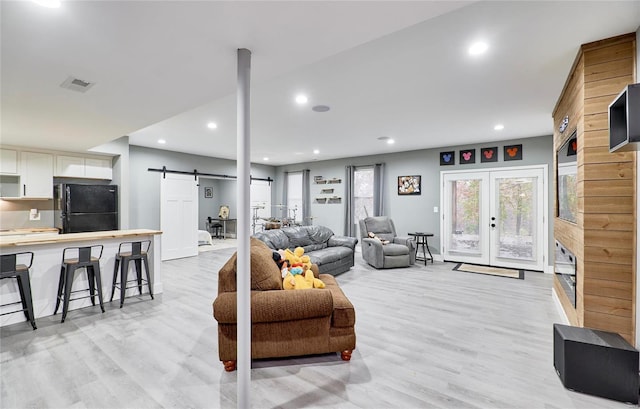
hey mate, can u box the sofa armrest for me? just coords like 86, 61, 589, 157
361, 237, 385, 268
394, 236, 416, 264
328, 235, 358, 250
213, 289, 333, 324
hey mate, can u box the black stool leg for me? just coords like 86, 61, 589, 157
120, 258, 130, 308
54, 265, 66, 315
134, 258, 143, 295
61, 266, 76, 323
87, 267, 96, 306
142, 255, 154, 299
16, 272, 36, 330
91, 262, 105, 313
110, 257, 120, 302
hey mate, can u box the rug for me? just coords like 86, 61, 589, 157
453, 263, 524, 279
199, 239, 237, 252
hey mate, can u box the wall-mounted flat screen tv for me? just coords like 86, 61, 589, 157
609, 83, 640, 152
557, 131, 577, 224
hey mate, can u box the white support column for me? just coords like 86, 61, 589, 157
236, 48, 252, 408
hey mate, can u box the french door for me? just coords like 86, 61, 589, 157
441, 166, 546, 271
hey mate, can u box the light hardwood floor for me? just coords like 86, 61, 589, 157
1, 248, 636, 408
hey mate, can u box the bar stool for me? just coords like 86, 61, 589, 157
0, 252, 37, 330
110, 240, 153, 308
54, 245, 105, 323
207, 217, 223, 239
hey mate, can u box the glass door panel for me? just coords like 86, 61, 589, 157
443, 172, 489, 265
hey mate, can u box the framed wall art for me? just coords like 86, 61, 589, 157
481, 147, 498, 163
204, 187, 213, 198
440, 151, 455, 166
459, 149, 476, 164
504, 144, 523, 161
398, 175, 421, 195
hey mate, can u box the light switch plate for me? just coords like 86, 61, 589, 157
433, 206, 438, 213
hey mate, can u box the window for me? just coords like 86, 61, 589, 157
286, 172, 303, 223
354, 167, 374, 224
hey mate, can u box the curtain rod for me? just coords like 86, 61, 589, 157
147, 166, 273, 184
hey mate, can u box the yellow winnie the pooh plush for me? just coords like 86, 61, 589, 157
281, 247, 325, 290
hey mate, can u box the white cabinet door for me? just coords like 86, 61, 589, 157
0, 149, 18, 174
21, 151, 53, 198
55, 155, 85, 177
85, 158, 112, 179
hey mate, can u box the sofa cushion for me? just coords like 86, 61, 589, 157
253, 229, 290, 250
303, 243, 328, 253
363, 217, 395, 242
309, 246, 353, 266
307, 225, 335, 244
382, 243, 410, 256
218, 238, 283, 292
283, 227, 312, 248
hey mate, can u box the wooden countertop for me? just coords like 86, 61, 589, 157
0, 228, 59, 237
0, 229, 162, 248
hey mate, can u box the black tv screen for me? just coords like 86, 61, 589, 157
557, 131, 577, 224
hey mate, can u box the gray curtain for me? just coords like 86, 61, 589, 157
281, 171, 288, 220
373, 163, 385, 216
344, 165, 355, 237
302, 169, 311, 225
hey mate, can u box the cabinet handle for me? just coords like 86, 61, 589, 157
23, 184, 26, 196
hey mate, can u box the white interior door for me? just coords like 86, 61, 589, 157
442, 166, 546, 271
161, 173, 198, 261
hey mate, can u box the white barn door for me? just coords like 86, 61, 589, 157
161, 173, 198, 260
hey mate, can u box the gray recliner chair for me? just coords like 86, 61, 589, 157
358, 216, 416, 269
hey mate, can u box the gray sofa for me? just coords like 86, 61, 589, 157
253, 225, 358, 276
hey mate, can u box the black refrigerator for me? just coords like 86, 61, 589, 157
54, 184, 118, 233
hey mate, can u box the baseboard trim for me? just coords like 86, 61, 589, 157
552, 287, 570, 325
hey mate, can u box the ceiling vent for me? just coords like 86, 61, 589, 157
60, 76, 95, 93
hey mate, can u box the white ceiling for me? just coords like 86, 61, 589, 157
2, 1, 639, 166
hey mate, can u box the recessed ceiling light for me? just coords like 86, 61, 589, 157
295, 94, 308, 105
312, 105, 330, 112
494, 124, 505, 131
313, 149, 320, 155
207, 122, 217, 129
387, 139, 395, 145
158, 139, 166, 144
469, 41, 489, 56
33, 0, 61, 8
263, 157, 269, 161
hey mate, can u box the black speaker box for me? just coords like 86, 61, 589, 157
554, 324, 639, 404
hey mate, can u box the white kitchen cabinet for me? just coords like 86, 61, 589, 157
21, 151, 53, 198
84, 157, 112, 179
55, 155, 112, 179
0, 149, 18, 174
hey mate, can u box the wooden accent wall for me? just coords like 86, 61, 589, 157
553, 33, 637, 344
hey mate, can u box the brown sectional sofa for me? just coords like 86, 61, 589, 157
212, 237, 356, 371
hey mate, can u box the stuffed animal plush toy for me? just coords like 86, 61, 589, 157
281, 246, 325, 290
368, 232, 390, 245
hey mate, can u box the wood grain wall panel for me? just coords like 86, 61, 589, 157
582, 129, 609, 148
583, 261, 633, 282
583, 246, 633, 266
583, 196, 633, 213
582, 179, 634, 196
584, 75, 635, 99
583, 112, 609, 132
581, 148, 634, 165
583, 36, 635, 65
583, 229, 634, 249
553, 34, 636, 341
583, 213, 635, 231
584, 294, 633, 317
584, 57, 635, 82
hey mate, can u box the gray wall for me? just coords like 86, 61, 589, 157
276, 135, 554, 267
128, 146, 276, 230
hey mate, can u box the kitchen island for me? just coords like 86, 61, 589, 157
0, 229, 162, 327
